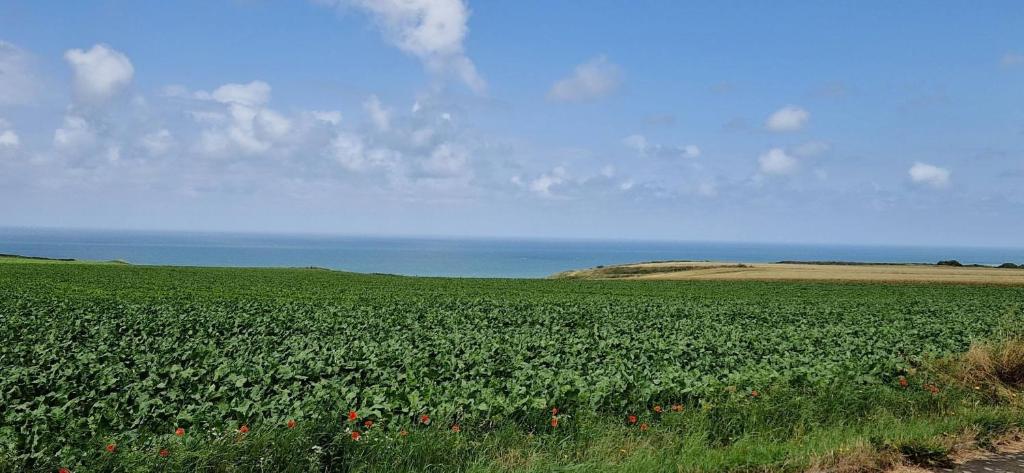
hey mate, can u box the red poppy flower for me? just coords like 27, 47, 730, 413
363, 419, 374, 428
105, 443, 116, 453
175, 427, 185, 437
351, 431, 361, 441
550, 417, 559, 428
287, 419, 297, 429
59, 468, 70, 473
348, 410, 358, 422
640, 422, 649, 432
420, 414, 431, 425
551, 407, 559, 416
627, 415, 638, 425
159, 448, 170, 458
898, 376, 909, 388
653, 405, 663, 413
672, 404, 683, 412
239, 424, 250, 434
451, 424, 461, 433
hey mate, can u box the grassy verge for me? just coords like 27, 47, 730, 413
8, 339, 1022, 473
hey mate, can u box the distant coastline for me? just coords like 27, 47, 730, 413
553, 260, 1024, 285
0, 253, 75, 262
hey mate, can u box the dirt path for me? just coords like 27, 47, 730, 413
937, 452, 1024, 472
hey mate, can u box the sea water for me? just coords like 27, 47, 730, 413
1, 227, 1022, 278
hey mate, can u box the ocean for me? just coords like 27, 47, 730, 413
1, 227, 1022, 278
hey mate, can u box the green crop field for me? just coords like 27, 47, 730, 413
1, 258, 1023, 472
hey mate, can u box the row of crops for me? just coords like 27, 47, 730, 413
1, 260, 1023, 464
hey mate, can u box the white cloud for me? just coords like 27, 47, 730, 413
1001, 52, 1024, 67
205, 81, 271, 106
0, 41, 36, 105
0, 118, 18, 148
191, 81, 293, 156
758, 148, 798, 175
0, 130, 18, 148
188, 110, 226, 125
528, 166, 567, 197
548, 56, 622, 102
321, 0, 486, 93
53, 114, 97, 151
329, 131, 368, 170
139, 129, 174, 155
311, 110, 343, 125
257, 109, 292, 139
622, 134, 648, 153
623, 134, 700, 159
64, 44, 134, 103
420, 142, 468, 177
765, 105, 809, 132
411, 127, 435, 146
908, 162, 950, 188
364, 95, 391, 132
327, 130, 404, 173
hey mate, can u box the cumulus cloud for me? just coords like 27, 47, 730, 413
330, 131, 373, 171
765, 105, 809, 132
908, 162, 950, 188
64, 44, 134, 103
548, 56, 622, 102
320, 0, 486, 93
622, 134, 700, 158
318, 95, 487, 200
53, 114, 98, 151
0, 41, 36, 105
758, 148, 798, 175
192, 81, 294, 156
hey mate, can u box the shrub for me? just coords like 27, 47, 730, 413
934, 338, 1024, 402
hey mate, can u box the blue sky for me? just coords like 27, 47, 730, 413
1, 1, 1022, 246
